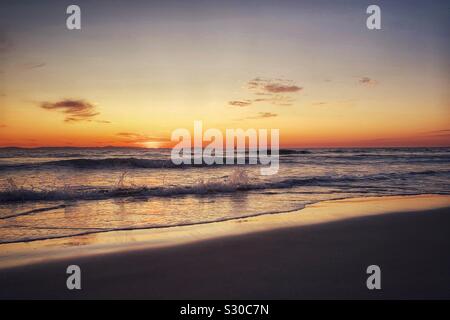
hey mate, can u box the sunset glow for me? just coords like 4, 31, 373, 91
0, 1, 449, 148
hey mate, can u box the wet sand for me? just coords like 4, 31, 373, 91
0, 195, 449, 299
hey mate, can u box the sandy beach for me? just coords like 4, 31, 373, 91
0, 195, 449, 299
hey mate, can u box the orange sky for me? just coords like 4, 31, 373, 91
0, 1, 449, 148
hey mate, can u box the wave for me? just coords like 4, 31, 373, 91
46, 158, 179, 169
0, 157, 261, 170
0, 205, 311, 244
0, 204, 67, 219
1, 169, 448, 203
278, 149, 312, 155
2, 150, 450, 171
0, 158, 197, 170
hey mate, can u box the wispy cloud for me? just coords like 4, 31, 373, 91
358, 77, 378, 86
254, 95, 295, 106
21, 62, 46, 70
424, 129, 450, 134
244, 112, 278, 120
228, 100, 252, 107
40, 99, 101, 123
422, 129, 450, 137
311, 100, 356, 109
229, 77, 302, 107
0, 124, 7, 128
247, 78, 302, 94
117, 132, 170, 146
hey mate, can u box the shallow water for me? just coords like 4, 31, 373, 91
0, 147, 449, 243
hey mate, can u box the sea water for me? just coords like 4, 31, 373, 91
0, 147, 449, 243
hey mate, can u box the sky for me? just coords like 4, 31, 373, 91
0, 0, 449, 148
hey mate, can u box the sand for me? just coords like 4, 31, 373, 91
0, 195, 449, 299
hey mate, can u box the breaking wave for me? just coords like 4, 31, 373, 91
1, 169, 448, 203
0, 157, 262, 170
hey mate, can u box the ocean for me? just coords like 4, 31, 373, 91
0, 147, 449, 244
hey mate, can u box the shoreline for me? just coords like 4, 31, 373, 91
0, 194, 449, 270
0, 194, 449, 298
3, 192, 447, 246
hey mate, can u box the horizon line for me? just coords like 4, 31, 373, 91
0, 145, 449, 150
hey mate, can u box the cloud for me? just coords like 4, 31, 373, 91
244, 112, 278, 120
422, 129, 450, 137
425, 129, 450, 134
117, 132, 170, 144
248, 78, 302, 94
264, 83, 302, 93
229, 77, 302, 107
0, 124, 6, 128
358, 77, 378, 86
254, 95, 295, 106
228, 100, 252, 107
117, 132, 140, 137
40, 99, 100, 122
311, 100, 355, 108
21, 62, 46, 70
